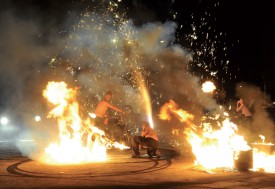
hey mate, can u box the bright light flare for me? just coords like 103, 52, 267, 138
35, 115, 41, 122
88, 113, 97, 119
0, 117, 9, 125
202, 81, 216, 93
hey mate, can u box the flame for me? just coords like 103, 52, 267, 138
185, 119, 251, 169
251, 135, 275, 172
112, 142, 130, 150
160, 100, 275, 172
141, 85, 154, 128
159, 100, 194, 125
134, 70, 154, 128
159, 100, 251, 170
41, 81, 107, 164
202, 81, 216, 93
253, 147, 275, 172
259, 135, 265, 143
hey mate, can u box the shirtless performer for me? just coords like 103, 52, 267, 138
236, 98, 254, 142
94, 91, 126, 129
236, 98, 252, 117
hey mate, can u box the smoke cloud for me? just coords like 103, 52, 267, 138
0, 1, 229, 159
235, 82, 275, 142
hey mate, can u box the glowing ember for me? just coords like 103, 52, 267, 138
202, 81, 216, 93
41, 81, 107, 164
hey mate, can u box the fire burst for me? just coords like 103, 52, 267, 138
159, 100, 275, 172
41, 81, 107, 164
202, 81, 216, 93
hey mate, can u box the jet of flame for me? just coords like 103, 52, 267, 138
202, 81, 216, 93
112, 142, 131, 150
140, 84, 154, 128
41, 81, 107, 164
133, 70, 154, 128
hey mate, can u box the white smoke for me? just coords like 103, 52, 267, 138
0, 1, 226, 158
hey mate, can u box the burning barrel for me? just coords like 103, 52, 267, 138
234, 149, 253, 171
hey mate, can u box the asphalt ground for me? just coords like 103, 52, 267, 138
1, 142, 275, 189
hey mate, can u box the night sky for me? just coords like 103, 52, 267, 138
127, 0, 275, 97
1, 0, 275, 118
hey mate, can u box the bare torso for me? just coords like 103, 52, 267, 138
95, 101, 109, 118
241, 105, 252, 117
95, 100, 123, 118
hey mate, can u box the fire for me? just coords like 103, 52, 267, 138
159, 100, 251, 170
41, 81, 107, 164
185, 119, 251, 169
140, 85, 154, 128
160, 100, 275, 172
251, 135, 275, 172
159, 100, 194, 125
112, 142, 130, 150
202, 81, 216, 93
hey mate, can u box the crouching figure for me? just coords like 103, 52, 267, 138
131, 121, 160, 158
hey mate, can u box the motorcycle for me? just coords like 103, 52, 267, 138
88, 113, 132, 149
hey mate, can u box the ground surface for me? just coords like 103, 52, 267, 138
1, 142, 275, 189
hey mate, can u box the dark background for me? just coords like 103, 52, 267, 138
124, 0, 275, 100
1, 0, 275, 104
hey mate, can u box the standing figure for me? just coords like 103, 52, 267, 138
236, 98, 254, 142
236, 98, 252, 117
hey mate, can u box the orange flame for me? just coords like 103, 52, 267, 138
159, 100, 251, 170
160, 100, 275, 172
41, 81, 107, 164
185, 118, 251, 169
159, 100, 194, 125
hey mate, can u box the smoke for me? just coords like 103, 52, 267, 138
0, 2, 69, 157
0, 1, 226, 159
235, 82, 275, 142
63, 11, 221, 117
